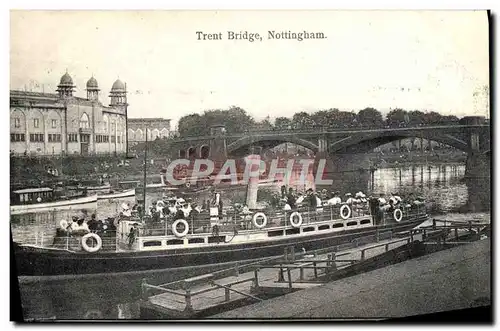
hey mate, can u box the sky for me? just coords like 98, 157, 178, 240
10, 10, 489, 129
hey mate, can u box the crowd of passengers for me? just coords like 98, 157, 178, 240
56, 187, 426, 238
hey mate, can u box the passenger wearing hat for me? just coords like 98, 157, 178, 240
327, 192, 342, 206
345, 193, 355, 205
295, 192, 305, 205
287, 187, 296, 209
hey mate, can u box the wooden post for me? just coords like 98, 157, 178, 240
225, 286, 231, 301
385, 243, 389, 252
361, 249, 366, 261
299, 267, 304, 280
141, 278, 148, 300
313, 261, 318, 278
455, 228, 459, 241
185, 289, 192, 312
290, 247, 295, 262
278, 265, 285, 282
376, 228, 380, 242
234, 263, 239, 277
287, 268, 292, 289
254, 268, 259, 288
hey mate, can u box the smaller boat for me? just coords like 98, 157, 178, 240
10, 187, 98, 215
97, 188, 136, 200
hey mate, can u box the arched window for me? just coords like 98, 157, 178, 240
103, 115, 109, 133
135, 129, 143, 141
79, 113, 90, 129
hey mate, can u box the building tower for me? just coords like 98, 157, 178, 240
56, 71, 75, 98
86, 76, 100, 101
109, 79, 127, 107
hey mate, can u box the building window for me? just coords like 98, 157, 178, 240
10, 133, 25, 142
33, 118, 39, 128
117, 136, 121, 143
80, 134, 90, 143
80, 113, 90, 129
68, 133, 78, 142
14, 118, 20, 128
51, 119, 57, 128
111, 136, 116, 143
29, 133, 44, 142
48, 134, 61, 142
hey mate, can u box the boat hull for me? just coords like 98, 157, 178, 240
10, 195, 98, 215
13, 216, 427, 278
97, 188, 136, 200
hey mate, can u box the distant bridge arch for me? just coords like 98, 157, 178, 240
227, 134, 319, 156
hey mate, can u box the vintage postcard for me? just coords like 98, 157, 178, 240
9, 10, 491, 322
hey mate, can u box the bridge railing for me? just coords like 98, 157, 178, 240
168, 123, 489, 141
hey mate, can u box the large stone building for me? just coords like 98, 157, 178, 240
128, 118, 171, 146
10, 72, 128, 156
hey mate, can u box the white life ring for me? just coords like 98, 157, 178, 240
156, 200, 165, 208
289, 212, 303, 228
340, 204, 351, 220
185, 181, 191, 188
252, 212, 267, 229
172, 219, 189, 237
59, 219, 68, 230
84, 309, 103, 319
81, 233, 102, 253
393, 208, 403, 223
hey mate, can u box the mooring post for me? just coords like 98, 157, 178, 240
375, 228, 380, 242
385, 243, 389, 252
234, 263, 239, 277
313, 261, 318, 278
299, 266, 304, 280
455, 228, 459, 241
360, 249, 366, 261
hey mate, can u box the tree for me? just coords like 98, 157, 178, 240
292, 112, 315, 129
255, 115, 273, 131
274, 117, 292, 130
422, 111, 443, 126
357, 108, 384, 128
177, 106, 256, 137
177, 113, 206, 137
407, 110, 425, 127
386, 108, 408, 127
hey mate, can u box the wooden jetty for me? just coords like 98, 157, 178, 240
139, 220, 489, 319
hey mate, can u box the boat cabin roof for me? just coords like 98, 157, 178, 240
13, 187, 53, 194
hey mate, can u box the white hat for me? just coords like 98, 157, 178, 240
345, 193, 352, 196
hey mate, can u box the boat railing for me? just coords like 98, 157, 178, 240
136, 202, 425, 238
24, 230, 118, 251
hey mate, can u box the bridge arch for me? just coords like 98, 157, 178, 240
328, 131, 469, 154
227, 134, 319, 155
199, 145, 210, 159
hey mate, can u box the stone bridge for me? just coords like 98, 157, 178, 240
169, 117, 490, 161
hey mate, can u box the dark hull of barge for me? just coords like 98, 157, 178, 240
14, 216, 427, 278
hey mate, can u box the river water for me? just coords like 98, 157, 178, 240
11, 163, 490, 320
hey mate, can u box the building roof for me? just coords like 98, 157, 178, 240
86, 76, 99, 90
128, 117, 171, 122
59, 72, 74, 86
111, 79, 126, 91
13, 187, 53, 194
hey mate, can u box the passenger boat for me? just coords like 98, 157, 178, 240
10, 187, 98, 215
97, 188, 136, 200
13, 202, 428, 278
